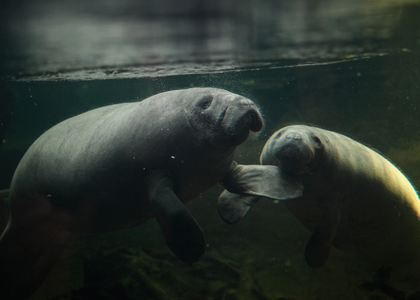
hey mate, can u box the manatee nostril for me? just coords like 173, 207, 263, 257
286, 133, 301, 140
218, 106, 229, 124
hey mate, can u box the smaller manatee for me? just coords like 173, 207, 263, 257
219, 125, 420, 269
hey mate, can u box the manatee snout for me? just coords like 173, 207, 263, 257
235, 107, 262, 136
226, 99, 263, 132
273, 132, 314, 174
216, 100, 262, 147
242, 109, 263, 132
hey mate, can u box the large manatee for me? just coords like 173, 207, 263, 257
218, 125, 420, 269
0, 87, 263, 299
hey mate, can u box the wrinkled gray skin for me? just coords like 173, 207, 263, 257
0, 87, 263, 299
219, 125, 420, 269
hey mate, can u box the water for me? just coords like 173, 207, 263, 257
1, 0, 420, 299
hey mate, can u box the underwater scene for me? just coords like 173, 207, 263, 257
1, 0, 420, 299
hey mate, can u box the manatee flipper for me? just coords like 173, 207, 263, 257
304, 195, 343, 268
221, 163, 303, 200
218, 163, 303, 224
146, 169, 205, 264
218, 190, 262, 224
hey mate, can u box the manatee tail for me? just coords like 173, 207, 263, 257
0, 219, 72, 299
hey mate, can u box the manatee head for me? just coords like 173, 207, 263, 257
181, 88, 263, 149
261, 125, 324, 175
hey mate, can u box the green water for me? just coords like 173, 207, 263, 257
1, 0, 420, 298
1, 53, 420, 300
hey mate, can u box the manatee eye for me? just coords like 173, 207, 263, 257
274, 131, 282, 140
312, 136, 322, 147
197, 96, 213, 110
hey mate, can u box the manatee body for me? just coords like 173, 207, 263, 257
219, 125, 420, 268
0, 87, 263, 299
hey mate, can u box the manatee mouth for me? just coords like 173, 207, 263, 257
243, 110, 263, 132
219, 105, 263, 133
278, 155, 309, 175
227, 108, 263, 137
211, 105, 263, 149
275, 143, 314, 175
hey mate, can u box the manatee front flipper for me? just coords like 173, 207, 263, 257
218, 163, 304, 224
147, 169, 205, 264
304, 195, 343, 268
221, 163, 304, 199
218, 190, 262, 224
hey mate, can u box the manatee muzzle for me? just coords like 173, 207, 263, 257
213, 102, 262, 148
243, 109, 263, 132
225, 102, 262, 133
274, 133, 314, 174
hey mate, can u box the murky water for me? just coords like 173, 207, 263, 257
1, 0, 420, 299
1, 53, 419, 300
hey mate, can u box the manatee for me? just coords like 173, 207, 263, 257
218, 125, 420, 268
0, 87, 263, 299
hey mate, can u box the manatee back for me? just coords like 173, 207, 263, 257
10, 103, 140, 199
